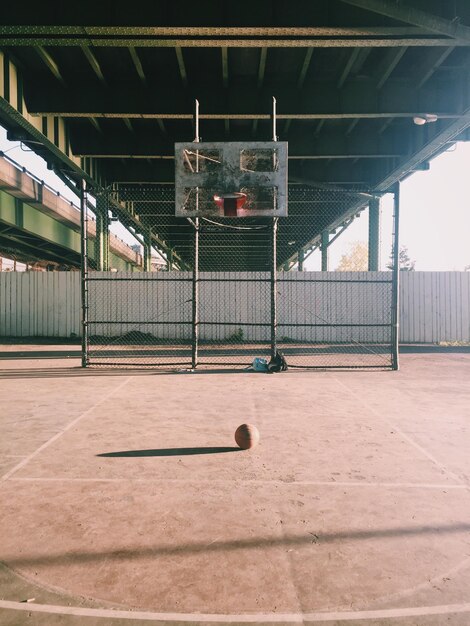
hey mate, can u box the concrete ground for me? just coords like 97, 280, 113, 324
1, 347, 470, 625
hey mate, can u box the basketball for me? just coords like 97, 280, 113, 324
235, 424, 260, 450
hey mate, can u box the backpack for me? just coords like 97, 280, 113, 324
267, 350, 288, 373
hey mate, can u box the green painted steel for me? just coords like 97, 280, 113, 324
0, 190, 137, 271
368, 197, 381, 271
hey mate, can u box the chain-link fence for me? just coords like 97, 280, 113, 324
83, 184, 398, 369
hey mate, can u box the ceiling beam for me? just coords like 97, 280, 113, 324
2, 36, 463, 48
81, 46, 106, 85
175, 47, 188, 87
375, 47, 408, 89
123, 118, 133, 133
253, 47, 267, 135
337, 48, 361, 88
297, 48, 314, 89
35, 47, 66, 86
32, 112, 463, 121
0, 26, 442, 37
221, 47, 229, 88
340, 0, 470, 44
257, 47, 268, 89
88, 117, 102, 133
128, 47, 146, 85
374, 105, 470, 191
415, 46, 456, 88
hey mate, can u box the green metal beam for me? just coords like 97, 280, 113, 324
81, 46, 107, 85
0, 26, 439, 37
375, 47, 408, 90
368, 197, 381, 270
128, 46, 146, 85
35, 47, 66, 86
0, 35, 463, 47
340, 0, 470, 44
374, 104, 470, 191
175, 47, 188, 87
321, 230, 329, 271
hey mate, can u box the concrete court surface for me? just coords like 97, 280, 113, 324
1, 349, 470, 625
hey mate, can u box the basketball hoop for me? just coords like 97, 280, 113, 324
213, 192, 247, 217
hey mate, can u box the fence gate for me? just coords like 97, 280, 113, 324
81, 184, 399, 370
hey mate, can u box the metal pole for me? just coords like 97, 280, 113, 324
270, 96, 278, 358
368, 196, 381, 271
391, 182, 400, 370
321, 229, 329, 271
192, 220, 199, 369
191, 99, 200, 369
298, 248, 304, 271
271, 217, 278, 358
143, 227, 152, 271
80, 178, 88, 368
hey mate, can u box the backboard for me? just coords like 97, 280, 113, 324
175, 141, 288, 217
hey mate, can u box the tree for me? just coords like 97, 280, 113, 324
387, 245, 416, 271
336, 241, 368, 271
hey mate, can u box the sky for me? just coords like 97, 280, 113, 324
1, 126, 469, 271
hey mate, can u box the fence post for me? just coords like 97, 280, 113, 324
391, 183, 400, 370
80, 178, 89, 368
271, 217, 278, 358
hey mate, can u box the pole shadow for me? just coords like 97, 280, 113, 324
97, 446, 241, 457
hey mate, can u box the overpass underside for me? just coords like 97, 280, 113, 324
0, 1, 468, 370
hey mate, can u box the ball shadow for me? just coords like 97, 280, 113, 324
97, 446, 242, 457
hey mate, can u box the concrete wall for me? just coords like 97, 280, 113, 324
0, 271, 469, 343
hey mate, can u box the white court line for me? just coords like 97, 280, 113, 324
2, 599, 470, 622
8, 477, 467, 489
1, 377, 131, 481
333, 376, 465, 486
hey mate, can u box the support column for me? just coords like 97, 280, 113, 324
368, 197, 381, 271
321, 229, 329, 271
391, 183, 400, 371
167, 248, 173, 271
143, 227, 152, 272
298, 248, 304, 271
191, 219, 199, 369
270, 218, 278, 358
80, 179, 88, 368
95, 195, 110, 271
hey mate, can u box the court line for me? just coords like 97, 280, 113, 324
332, 376, 465, 485
8, 477, 466, 489
1, 377, 131, 481
2, 599, 470, 622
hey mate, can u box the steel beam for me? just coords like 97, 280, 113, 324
415, 46, 455, 89
221, 47, 229, 88
374, 106, 470, 192
0, 35, 463, 47
340, 0, 470, 45
0, 26, 440, 37
128, 47, 146, 85
95, 194, 110, 270
143, 227, 152, 271
81, 47, 106, 85
35, 47, 66, 85
175, 47, 188, 87
337, 49, 361, 88
375, 47, 408, 90
321, 229, 329, 271
368, 196, 381, 271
